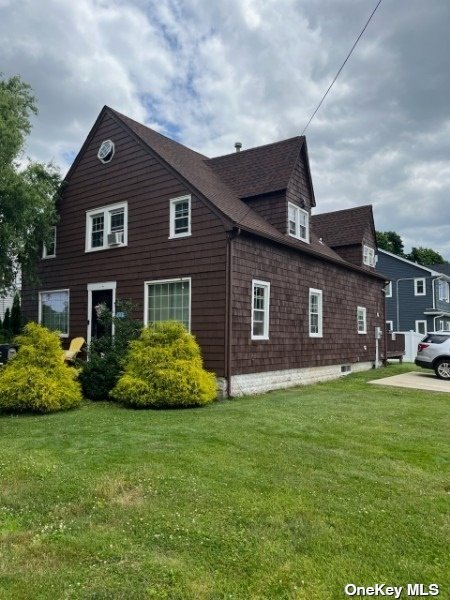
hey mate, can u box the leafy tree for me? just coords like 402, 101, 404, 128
376, 231, 404, 256
0, 74, 61, 295
406, 247, 445, 266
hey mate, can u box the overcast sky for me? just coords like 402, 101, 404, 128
1, 0, 449, 258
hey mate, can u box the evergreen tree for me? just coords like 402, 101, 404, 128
10, 293, 21, 335
2, 308, 11, 337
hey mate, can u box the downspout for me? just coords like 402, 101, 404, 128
383, 283, 388, 366
225, 227, 240, 398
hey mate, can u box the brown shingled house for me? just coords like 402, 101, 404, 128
22, 106, 386, 396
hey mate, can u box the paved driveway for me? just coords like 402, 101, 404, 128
369, 371, 450, 393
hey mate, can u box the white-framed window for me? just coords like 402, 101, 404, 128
363, 245, 376, 267
309, 288, 323, 337
439, 320, 444, 331
357, 306, 367, 334
42, 226, 56, 259
169, 195, 191, 239
385, 281, 392, 297
414, 278, 426, 296
288, 202, 309, 243
444, 322, 450, 331
415, 320, 427, 335
144, 278, 191, 331
251, 280, 270, 340
97, 140, 115, 164
438, 280, 449, 302
85, 202, 127, 252
38, 289, 69, 337
386, 320, 394, 332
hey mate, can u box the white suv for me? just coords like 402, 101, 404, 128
415, 332, 450, 380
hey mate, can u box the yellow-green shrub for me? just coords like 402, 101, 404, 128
0, 322, 82, 413
110, 321, 217, 408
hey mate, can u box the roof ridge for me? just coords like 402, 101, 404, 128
312, 205, 372, 218
208, 135, 304, 161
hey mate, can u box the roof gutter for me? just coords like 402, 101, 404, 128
225, 226, 241, 398
236, 224, 386, 281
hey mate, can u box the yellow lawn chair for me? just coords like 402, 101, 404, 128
63, 337, 85, 362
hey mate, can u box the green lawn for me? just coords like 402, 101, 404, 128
0, 364, 448, 599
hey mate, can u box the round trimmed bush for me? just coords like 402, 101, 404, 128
110, 321, 217, 408
0, 322, 82, 413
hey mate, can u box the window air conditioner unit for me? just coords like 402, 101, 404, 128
107, 231, 124, 246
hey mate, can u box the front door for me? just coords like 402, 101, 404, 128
91, 289, 113, 340
87, 282, 116, 345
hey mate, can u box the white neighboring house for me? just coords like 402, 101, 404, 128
0, 271, 22, 321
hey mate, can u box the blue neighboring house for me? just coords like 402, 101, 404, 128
377, 249, 450, 334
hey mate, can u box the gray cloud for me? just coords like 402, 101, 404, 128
1, 0, 449, 258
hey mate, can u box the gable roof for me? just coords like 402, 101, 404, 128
430, 263, 450, 276
108, 108, 349, 263
207, 137, 305, 200
379, 251, 450, 280
311, 205, 376, 248
66, 106, 385, 279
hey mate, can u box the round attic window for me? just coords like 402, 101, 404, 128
97, 140, 115, 164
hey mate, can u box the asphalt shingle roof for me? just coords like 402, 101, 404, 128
312, 206, 375, 248
107, 108, 383, 277
207, 137, 304, 199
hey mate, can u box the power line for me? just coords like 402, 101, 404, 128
301, 0, 384, 135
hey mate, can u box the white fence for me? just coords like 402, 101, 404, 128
395, 331, 425, 362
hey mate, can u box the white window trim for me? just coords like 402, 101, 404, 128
386, 320, 394, 332
385, 281, 392, 297
86, 281, 117, 346
414, 278, 426, 296
251, 279, 270, 340
38, 288, 70, 338
309, 288, 323, 338
144, 277, 192, 332
169, 195, 192, 239
97, 140, 115, 164
357, 306, 367, 335
363, 245, 376, 267
438, 280, 449, 302
415, 320, 427, 335
42, 226, 57, 259
85, 201, 128, 252
288, 202, 309, 243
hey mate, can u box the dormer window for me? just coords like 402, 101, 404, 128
288, 202, 309, 243
363, 245, 376, 267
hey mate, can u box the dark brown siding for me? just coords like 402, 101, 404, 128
243, 191, 287, 234
231, 233, 385, 375
22, 113, 228, 375
332, 244, 362, 266
286, 147, 314, 211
